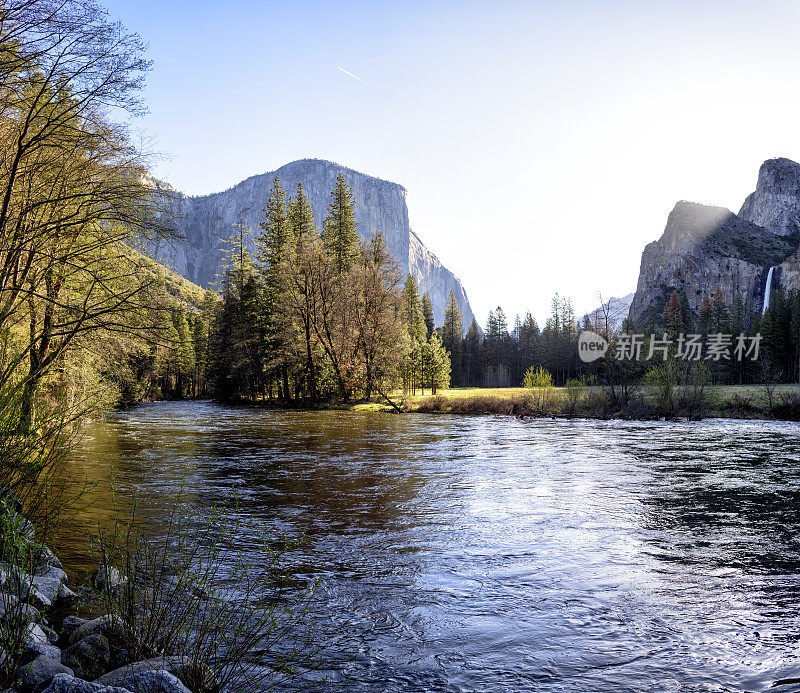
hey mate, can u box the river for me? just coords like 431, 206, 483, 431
60, 401, 800, 692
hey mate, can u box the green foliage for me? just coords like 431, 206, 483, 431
523, 366, 553, 389
421, 292, 435, 339
322, 173, 360, 274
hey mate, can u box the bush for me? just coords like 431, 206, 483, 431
0, 500, 48, 688
523, 367, 558, 413
562, 378, 586, 416
722, 394, 759, 417
771, 393, 800, 420
95, 494, 319, 692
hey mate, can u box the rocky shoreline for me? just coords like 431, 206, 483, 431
1, 503, 206, 693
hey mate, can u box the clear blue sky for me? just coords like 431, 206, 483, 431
106, 0, 800, 326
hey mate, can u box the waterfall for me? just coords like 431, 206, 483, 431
762, 266, 776, 315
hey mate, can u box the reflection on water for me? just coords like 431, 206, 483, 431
62, 401, 800, 692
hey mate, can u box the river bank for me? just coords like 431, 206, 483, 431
0, 499, 206, 692
235, 384, 800, 421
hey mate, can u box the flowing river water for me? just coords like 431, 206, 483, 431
59, 401, 800, 692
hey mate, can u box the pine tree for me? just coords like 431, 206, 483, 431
286, 183, 321, 398
442, 290, 463, 386
426, 332, 451, 394
321, 173, 360, 274
463, 319, 482, 386
255, 177, 291, 398
400, 274, 426, 342
421, 292, 435, 339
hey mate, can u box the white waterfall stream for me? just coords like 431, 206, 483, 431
762, 266, 776, 315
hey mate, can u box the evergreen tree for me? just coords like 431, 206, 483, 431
400, 275, 426, 342
425, 332, 451, 394
463, 319, 482, 386
255, 177, 292, 398
286, 183, 321, 399
441, 290, 463, 386
321, 173, 360, 274
422, 292, 435, 339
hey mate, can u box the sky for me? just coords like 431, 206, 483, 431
105, 0, 800, 326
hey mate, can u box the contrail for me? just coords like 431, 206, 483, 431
337, 66, 367, 84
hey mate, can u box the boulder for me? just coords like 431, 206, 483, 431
26, 622, 49, 646
94, 670, 190, 693
22, 638, 61, 662
17, 655, 73, 693
36, 547, 63, 572
96, 657, 217, 693
57, 584, 77, 601
61, 634, 110, 681
0, 594, 40, 623
68, 616, 125, 648
60, 616, 88, 640
40, 673, 133, 692
40, 624, 58, 644
93, 567, 125, 594
30, 565, 67, 607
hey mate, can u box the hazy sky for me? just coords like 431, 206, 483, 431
106, 0, 800, 326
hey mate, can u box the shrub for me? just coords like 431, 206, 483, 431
522, 367, 553, 389
771, 393, 800, 420
562, 378, 586, 416
523, 367, 558, 413
721, 394, 759, 417
0, 500, 47, 688
95, 494, 319, 692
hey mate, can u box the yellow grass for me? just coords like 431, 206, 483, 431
388, 384, 800, 417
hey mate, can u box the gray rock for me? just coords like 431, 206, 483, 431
40, 673, 133, 692
152, 158, 476, 328
61, 634, 110, 681
92, 567, 125, 594
96, 657, 216, 693
26, 623, 49, 646
93, 670, 189, 693
56, 585, 77, 601
23, 585, 52, 612
17, 655, 73, 693
740, 157, 800, 237
0, 594, 39, 623
628, 200, 796, 327
36, 547, 63, 572
60, 616, 87, 639
629, 157, 800, 329
40, 624, 58, 644
23, 638, 61, 662
68, 616, 125, 648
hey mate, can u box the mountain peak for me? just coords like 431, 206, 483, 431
739, 157, 800, 236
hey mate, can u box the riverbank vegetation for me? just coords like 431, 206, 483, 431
400, 384, 800, 420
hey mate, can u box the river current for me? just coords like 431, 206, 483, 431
62, 401, 800, 692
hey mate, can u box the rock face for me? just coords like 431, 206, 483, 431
739, 158, 800, 236
152, 159, 476, 328
581, 293, 634, 332
629, 159, 800, 327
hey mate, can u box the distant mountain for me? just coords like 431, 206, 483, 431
151, 159, 476, 329
581, 293, 633, 332
628, 158, 800, 327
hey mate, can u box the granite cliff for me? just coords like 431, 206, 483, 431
152, 159, 475, 328
629, 158, 800, 327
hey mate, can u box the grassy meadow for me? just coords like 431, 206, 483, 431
351, 384, 800, 420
